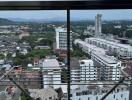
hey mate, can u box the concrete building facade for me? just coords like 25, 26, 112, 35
40, 59, 61, 89
74, 39, 106, 55
70, 58, 98, 83
55, 27, 72, 50
85, 37, 132, 58
91, 52, 121, 81
95, 14, 102, 36
80, 59, 97, 82
71, 83, 129, 100
74, 39, 121, 81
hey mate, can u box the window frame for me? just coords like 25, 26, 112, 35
0, 1, 132, 100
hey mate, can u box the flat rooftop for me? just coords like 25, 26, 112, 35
92, 52, 119, 64
75, 39, 106, 54
87, 37, 132, 51
71, 81, 128, 91
41, 59, 60, 69
55, 27, 72, 33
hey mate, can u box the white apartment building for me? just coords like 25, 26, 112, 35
70, 58, 80, 83
71, 69, 80, 83
91, 52, 121, 81
70, 58, 97, 83
74, 39, 106, 55
71, 83, 129, 100
40, 59, 61, 89
55, 27, 72, 50
74, 39, 121, 81
79, 60, 97, 82
85, 37, 132, 58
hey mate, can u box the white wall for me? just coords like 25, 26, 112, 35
43, 70, 61, 89
71, 89, 129, 100
80, 60, 97, 81
91, 52, 121, 81
71, 69, 80, 83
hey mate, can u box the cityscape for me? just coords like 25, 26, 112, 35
0, 10, 132, 100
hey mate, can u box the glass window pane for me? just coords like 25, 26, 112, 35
70, 9, 132, 100
0, 10, 68, 100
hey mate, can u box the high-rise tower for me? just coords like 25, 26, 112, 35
95, 14, 102, 36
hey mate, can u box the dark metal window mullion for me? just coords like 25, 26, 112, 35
67, 9, 71, 100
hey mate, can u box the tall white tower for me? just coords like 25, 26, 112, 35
95, 14, 102, 36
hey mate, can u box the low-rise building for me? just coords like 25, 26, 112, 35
33, 57, 40, 67
34, 45, 50, 50
19, 31, 30, 39
91, 52, 121, 81
80, 59, 97, 82
19, 48, 28, 55
71, 82, 129, 100
83, 25, 95, 36
85, 37, 132, 58
40, 59, 61, 89
29, 87, 58, 100
70, 58, 98, 83
70, 58, 80, 83
74, 39, 106, 55
74, 39, 121, 81
2, 64, 12, 72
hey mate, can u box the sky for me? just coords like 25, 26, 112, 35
71, 9, 132, 20
0, 10, 66, 21
0, 9, 131, 21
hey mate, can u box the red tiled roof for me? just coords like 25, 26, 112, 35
33, 57, 40, 62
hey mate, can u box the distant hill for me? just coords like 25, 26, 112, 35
0, 18, 16, 25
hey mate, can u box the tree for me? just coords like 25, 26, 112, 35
0, 54, 5, 59
6, 53, 12, 59
29, 49, 53, 59
12, 53, 31, 67
21, 91, 30, 100
37, 38, 53, 47
71, 44, 86, 57
126, 30, 132, 38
